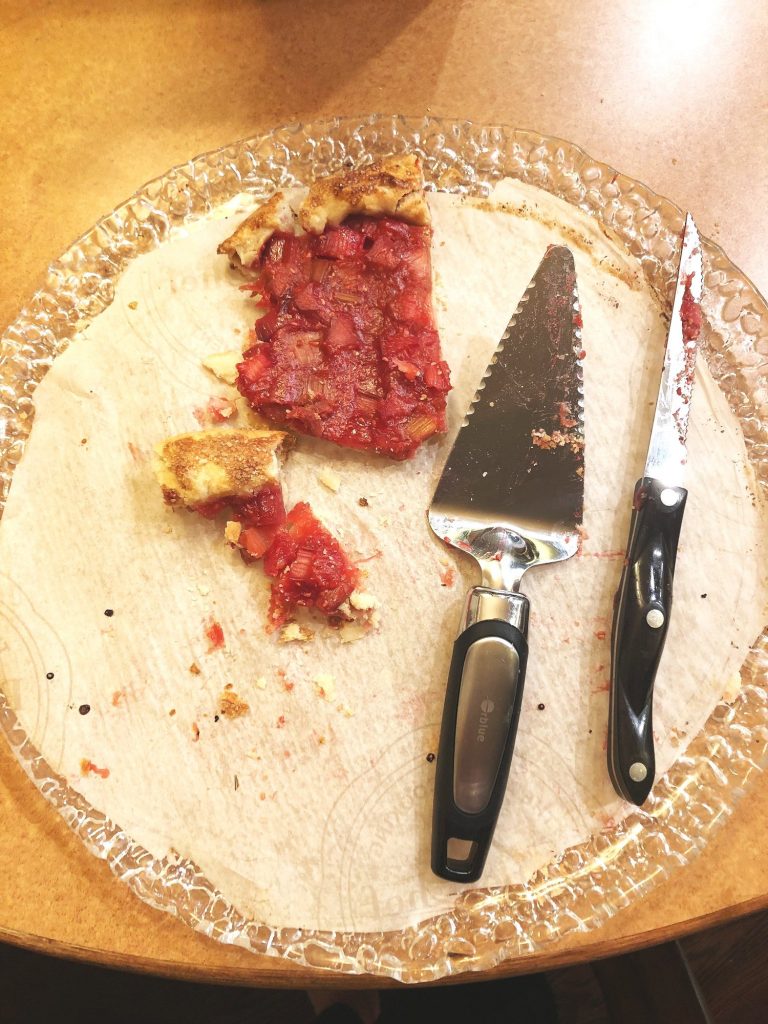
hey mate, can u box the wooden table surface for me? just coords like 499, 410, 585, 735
2, 0, 768, 988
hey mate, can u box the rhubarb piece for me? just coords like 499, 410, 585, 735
262, 502, 360, 630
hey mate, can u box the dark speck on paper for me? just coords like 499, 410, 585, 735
79, 704, 91, 715
214, 714, 220, 723
537, 703, 546, 711
426, 753, 435, 763
104, 609, 114, 617
701, 593, 707, 599
46, 672, 54, 680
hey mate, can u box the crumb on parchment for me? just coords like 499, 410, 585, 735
318, 468, 341, 492
80, 758, 110, 779
314, 673, 336, 701
219, 688, 250, 719
280, 623, 314, 643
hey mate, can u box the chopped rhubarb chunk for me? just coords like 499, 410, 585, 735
262, 502, 360, 629
236, 216, 451, 459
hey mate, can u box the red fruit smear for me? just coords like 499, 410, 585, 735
193, 482, 287, 560
680, 272, 702, 342
262, 502, 360, 630
236, 216, 451, 460
205, 619, 225, 651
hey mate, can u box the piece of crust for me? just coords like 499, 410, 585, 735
153, 427, 289, 506
299, 154, 430, 234
217, 191, 297, 271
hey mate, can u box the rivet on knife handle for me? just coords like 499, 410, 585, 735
432, 588, 529, 882
608, 478, 687, 804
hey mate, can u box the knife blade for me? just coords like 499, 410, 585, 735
607, 213, 703, 806
428, 245, 584, 883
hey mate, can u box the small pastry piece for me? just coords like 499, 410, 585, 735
153, 427, 288, 507
262, 502, 360, 631
154, 427, 291, 556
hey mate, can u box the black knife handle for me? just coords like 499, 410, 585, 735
608, 477, 687, 805
432, 593, 529, 883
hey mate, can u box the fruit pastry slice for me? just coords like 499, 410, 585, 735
217, 154, 451, 460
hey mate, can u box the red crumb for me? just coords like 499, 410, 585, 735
111, 690, 125, 707
578, 349, 586, 360
189, 662, 201, 675
580, 550, 626, 559
591, 682, 610, 694
205, 618, 225, 652
260, 791, 266, 801
80, 759, 110, 779
283, 750, 291, 758
127, 442, 144, 462
595, 630, 606, 640
193, 396, 238, 427
439, 563, 456, 587
192, 722, 200, 742
283, 681, 295, 693
277, 715, 286, 728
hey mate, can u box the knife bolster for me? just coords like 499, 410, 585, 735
462, 586, 530, 637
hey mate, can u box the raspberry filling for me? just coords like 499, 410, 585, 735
262, 502, 360, 630
236, 216, 451, 460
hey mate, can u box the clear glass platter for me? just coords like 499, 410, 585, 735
1, 115, 767, 982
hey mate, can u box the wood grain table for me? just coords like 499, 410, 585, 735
2, 0, 768, 988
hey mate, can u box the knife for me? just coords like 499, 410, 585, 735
428, 246, 584, 883
607, 213, 703, 806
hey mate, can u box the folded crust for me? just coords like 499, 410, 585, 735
299, 154, 429, 234
217, 156, 429, 271
153, 427, 289, 506
216, 191, 297, 270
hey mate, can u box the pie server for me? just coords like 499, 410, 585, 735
428, 246, 584, 883
608, 213, 703, 805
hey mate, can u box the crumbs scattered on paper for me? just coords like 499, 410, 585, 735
191, 721, 200, 742
80, 759, 110, 779
111, 689, 126, 707
219, 688, 250, 719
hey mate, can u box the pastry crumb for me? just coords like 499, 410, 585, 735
219, 689, 250, 719
314, 673, 336, 701
318, 468, 341, 492
255, 676, 267, 690
722, 672, 742, 703
202, 350, 242, 385
280, 622, 314, 643
224, 520, 242, 544
350, 590, 378, 611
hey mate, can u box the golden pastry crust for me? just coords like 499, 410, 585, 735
299, 153, 429, 234
153, 427, 289, 506
216, 191, 297, 270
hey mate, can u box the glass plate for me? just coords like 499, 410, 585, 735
2, 115, 768, 983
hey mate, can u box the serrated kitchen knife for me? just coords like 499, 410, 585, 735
608, 213, 703, 806
428, 246, 584, 883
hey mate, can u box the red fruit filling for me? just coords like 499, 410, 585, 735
262, 502, 360, 630
192, 481, 287, 558
236, 216, 451, 460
